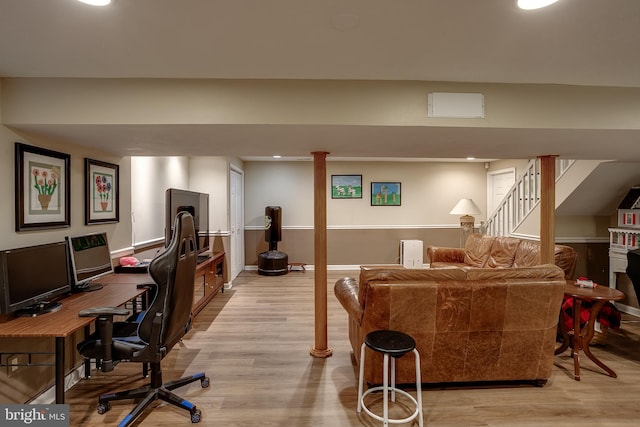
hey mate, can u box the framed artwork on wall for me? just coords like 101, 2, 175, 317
331, 175, 363, 199
371, 182, 401, 206
15, 142, 71, 231
85, 158, 119, 224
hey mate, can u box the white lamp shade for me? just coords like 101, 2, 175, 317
449, 198, 482, 216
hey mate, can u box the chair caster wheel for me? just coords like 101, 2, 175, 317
97, 402, 111, 414
201, 376, 210, 388
191, 408, 202, 423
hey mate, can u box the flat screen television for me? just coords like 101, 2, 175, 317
0, 241, 72, 317
67, 231, 113, 291
165, 188, 210, 260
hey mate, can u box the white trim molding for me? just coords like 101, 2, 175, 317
244, 224, 458, 231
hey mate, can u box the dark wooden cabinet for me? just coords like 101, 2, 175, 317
192, 252, 224, 316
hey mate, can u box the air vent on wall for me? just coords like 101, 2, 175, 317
428, 92, 484, 118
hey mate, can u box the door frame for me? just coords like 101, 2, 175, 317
229, 165, 245, 281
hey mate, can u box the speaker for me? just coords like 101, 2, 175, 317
265, 206, 282, 244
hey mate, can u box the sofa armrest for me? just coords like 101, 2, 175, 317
426, 246, 465, 264
334, 277, 363, 325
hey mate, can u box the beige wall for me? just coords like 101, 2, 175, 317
0, 129, 132, 252
244, 160, 488, 228
131, 156, 189, 247
243, 159, 489, 266
189, 157, 231, 234
246, 228, 460, 267
3, 79, 640, 131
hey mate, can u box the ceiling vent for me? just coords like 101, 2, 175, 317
428, 92, 484, 118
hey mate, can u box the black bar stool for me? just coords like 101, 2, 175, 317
357, 330, 423, 426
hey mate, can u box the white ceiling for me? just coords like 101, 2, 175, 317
1, 0, 639, 160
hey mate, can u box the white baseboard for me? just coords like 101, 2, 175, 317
615, 302, 640, 318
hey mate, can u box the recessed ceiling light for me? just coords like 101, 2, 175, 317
272, 155, 282, 159
77, 0, 112, 6
517, 0, 560, 10
466, 157, 476, 161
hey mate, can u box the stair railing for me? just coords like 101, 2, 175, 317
485, 158, 574, 237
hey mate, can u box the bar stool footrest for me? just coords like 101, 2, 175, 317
359, 386, 420, 424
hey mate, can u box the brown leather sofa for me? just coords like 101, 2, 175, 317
427, 234, 578, 279
334, 264, 566, 386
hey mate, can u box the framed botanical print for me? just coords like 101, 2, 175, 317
15, 143, 71, 231
85, 158, 119, 224
371, 182, 401, 206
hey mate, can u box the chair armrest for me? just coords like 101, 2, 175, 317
78, 307, 131, 318
426, 246, 465, 264
334, 277, 363, 325
78, 307, 130, 373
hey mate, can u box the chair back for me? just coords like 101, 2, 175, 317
141, 211, 198, 350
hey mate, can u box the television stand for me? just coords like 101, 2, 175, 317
15, 301, 62, 317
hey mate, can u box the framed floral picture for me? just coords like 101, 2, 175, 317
371, 182, 401, 206
85, 158, 119, 224
15, 143, 71, 231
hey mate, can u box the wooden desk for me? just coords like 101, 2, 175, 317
0, 275, 149, 404
555, 282, 625, 380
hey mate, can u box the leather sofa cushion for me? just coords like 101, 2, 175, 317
358, 266, 467, 310
512, 239, 541, 268
463, 234, 495, 267
486, 236, 521, 268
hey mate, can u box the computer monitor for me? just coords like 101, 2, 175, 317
67, 231, 113, 291
165, 188, 210, 259
0, 241, 72, 317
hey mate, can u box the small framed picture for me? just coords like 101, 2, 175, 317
331, 175, 363, 199
15, 143, 71, 231
85, 158, 119, 224
371, 182, 401, 206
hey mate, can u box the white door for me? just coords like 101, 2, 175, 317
487, 168, 516, 234
230, 167, 245, 280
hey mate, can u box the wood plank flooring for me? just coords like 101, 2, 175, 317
66, 270, 640, 426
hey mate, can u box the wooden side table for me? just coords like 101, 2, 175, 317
555, 281, 625, 380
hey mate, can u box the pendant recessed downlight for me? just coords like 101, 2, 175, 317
78, 0, 112, 6
517, 0, 559, 10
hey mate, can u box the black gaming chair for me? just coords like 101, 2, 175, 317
76, 211, 209, 425
626, 248, 640, 305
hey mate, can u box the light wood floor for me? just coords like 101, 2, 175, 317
66, 270, 640, 426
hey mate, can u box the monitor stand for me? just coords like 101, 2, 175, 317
73, 282, 104, 293
197, 254, 211, 264
15, 301, 62, 317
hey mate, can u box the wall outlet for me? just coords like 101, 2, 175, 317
5, 353, 28, 378
9, 355, 19, 373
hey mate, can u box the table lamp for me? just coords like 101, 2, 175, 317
450, 198, 482, 247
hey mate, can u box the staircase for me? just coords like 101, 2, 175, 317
485, 158, 575, 237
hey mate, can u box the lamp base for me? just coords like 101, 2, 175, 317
459, 215, 475, 247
